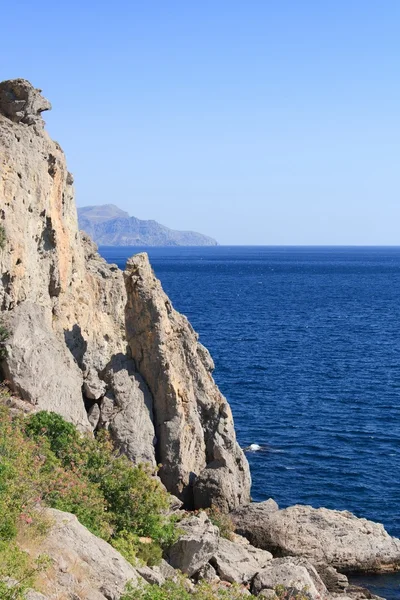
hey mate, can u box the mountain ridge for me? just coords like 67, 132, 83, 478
78, 204, 218, 246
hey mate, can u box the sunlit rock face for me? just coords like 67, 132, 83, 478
0, 78, 250, 510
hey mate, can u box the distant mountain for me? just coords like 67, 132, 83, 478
78, 204, 218, 247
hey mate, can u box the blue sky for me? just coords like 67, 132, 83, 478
2, 1, 400, 244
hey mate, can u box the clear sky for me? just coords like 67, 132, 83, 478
2, 1, 400, 244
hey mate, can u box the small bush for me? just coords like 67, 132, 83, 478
0, 324, 9, 360
0, 225, 5, 250
112, 531, 163, 567
24, 411, 178, 564
0, 543, 49, 600
24, 411, 80, 461
0, 406, 51, 598
121, 579, 250, 600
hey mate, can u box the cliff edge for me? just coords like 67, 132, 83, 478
0, 78, 250, 510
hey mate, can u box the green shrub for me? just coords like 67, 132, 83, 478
0, 324, 9, 360
0, 401, 179, 592
112, 530, 163, 567
0, 407, 47, 541
0, 406, 51, 598
0, 543, 49, 600
24, 411, 80, 461
121, 579, 250, 600
24, 411, 178, 564
122, 579, 191, 600
0, 225, 5, 250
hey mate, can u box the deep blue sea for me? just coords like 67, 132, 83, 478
100, 246, 400, 600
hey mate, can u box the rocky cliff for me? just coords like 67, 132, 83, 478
78, 204, 218, 247
0, 79, 250, 510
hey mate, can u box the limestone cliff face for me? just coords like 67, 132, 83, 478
125, 254, 251, 510
0, 79, 250, 509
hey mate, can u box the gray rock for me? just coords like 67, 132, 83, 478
195, 563, 220, 583
18, 508, 142, 600
316, 564, 349, 593
83, 368, 106, 400
167, 512, 219, 576
103, 354, 156, 466
25, 592, 49, 600
124, 253, 251, 509
231, 499, 279, 540
157, 559, 177, 580
232, 503, 400, 573
252, 557, 328, 600
1, 302, 89, 431
168, 495, 184, 512
258, 590, 278, 600
136, 565, 165, 586
210, 536, 272, 584
0, 79, 51, 128
99, 392, 115, 425
87, 403, 101, 430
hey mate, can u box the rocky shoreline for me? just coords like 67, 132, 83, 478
0, 79, 398, 600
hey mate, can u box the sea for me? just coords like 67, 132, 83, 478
100, 246, 400, 600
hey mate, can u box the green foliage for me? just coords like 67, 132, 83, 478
121, 579, 250, 600
112, 531, 163, 567
274, 585, 312, 600
0, 402, 178, 598
0, 544, 49, 600
0, 405, 51, 598
24, 411, 80, 462
0, 225, 5, 251
24, 411, 178, 564
0, 325, 9, 360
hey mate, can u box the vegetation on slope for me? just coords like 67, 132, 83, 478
0, 391, 178, 596
121, 578, 250, 600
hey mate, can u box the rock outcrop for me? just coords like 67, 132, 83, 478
0, 78, 250, 510
252, 557, 329, 599
167, 512, 220, 576
0, 79, 51, 129
2, 302, 89, 430
210, 536, 272, 584
19, 508, 143, 600
232, 502, 400, 574
125, 253, 251, 509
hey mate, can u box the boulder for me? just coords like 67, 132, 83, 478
19, 508, 142, 600
232, 503, 400, 573
137, 559, 177, 586
124, 253, 251, 510
83, 368, 106, 400
167, 512, 219, 576
1, 302, 89, 431
195, 563, 220, 583
252, 557, 328, 600
210, 536, 272, 584
230, 498, 279, 544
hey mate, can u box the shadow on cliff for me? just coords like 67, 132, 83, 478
64, 324, 87, 368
